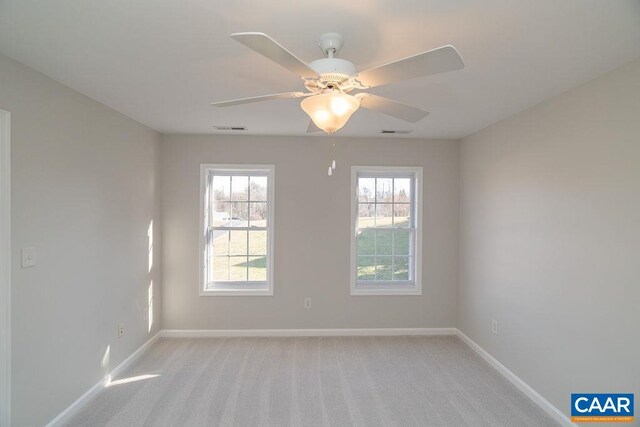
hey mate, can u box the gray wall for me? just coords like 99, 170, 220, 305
458, 58, 640, 419
0, 53, 162, 426
161, 135, 459, 330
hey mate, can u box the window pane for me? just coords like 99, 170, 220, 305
376, 256, 393, 280
358, 203, 375, 228
231, 176, 249, 201
205, 168, 273, 291
212, 201, 230, 226
393, 178, 411, 203
249, 176, 267, 201
353, 171, 418, 288
211, 230, 229, 256
248, 230, 267, 255
249, 202, 268, 227
357, 256, 375, 280
356, 229, 375, 256
229, 230, 247, 256
212, 257, 229, 281
393, 229, 411, 256
393, 204, 411, 227
212, 175, 230, 201
358, 178, 375, 203
376, 178, 393, 202
376, 230, 393, 255
375, 204, 393, 227
206, 249, 215, 283
229, 256, 248, 281
248, 256, 267, 281
393, 257, 410, 281
231, 201, 249, 225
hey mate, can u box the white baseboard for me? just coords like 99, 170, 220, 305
46, 332, 160, 427
455, 329, 574, 427
106, 332, 160, 381
160, 327, 457, 338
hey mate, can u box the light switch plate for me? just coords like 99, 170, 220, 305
21, 247, 36, 268
491, 319, 499, 335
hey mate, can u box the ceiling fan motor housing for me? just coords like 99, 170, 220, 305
309, 58, 357, 87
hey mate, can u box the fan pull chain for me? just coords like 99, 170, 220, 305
327, 141, 337, 176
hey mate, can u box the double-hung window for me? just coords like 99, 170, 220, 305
200, 164, 274, 296
351, 166, 422, 295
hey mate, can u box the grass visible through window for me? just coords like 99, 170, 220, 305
357, 218, 411, 282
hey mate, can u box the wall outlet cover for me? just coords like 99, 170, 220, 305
21, 246, 36, 268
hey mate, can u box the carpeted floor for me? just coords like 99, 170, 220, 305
65, 336, 559, 426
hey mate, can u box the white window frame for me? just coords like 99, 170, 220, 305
199, 164, 275, 296
350, 166, 423, 296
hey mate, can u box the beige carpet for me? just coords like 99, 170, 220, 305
65, 336, 558, 426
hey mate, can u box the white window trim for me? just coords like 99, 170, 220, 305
199, 164, 275, 296
350, 166, 423, 296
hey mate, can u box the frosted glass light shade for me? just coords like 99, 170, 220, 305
301, 92, 360, 134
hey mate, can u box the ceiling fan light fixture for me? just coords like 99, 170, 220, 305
301, 91, 360, 134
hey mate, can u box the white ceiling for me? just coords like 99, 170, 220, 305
1, 0, 639, 139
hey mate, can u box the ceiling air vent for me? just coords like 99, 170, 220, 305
380, 129, 412, 134
212, 125, 248, 131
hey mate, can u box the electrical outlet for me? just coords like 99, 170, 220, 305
118, 323, 125, 338
491, 319, 499, 335
21, 247, 36, 268
304, 298, 312, 309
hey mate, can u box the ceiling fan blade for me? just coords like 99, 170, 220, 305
356, 93, 429, 122
231, 32, 318, 79
306, 120, 322, 133
354, 45, 464, 88
211, 92, 307, 107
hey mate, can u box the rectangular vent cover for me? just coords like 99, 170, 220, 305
380, 129, 412, 134
213, 125, 247, 131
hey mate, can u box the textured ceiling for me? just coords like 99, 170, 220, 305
1, 0, 639, 138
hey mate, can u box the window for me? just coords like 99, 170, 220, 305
200, 164, 274, 296
350, 166, 422, 295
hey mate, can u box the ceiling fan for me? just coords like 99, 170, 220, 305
211, 32, 465, 135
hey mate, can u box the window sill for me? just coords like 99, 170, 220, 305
351, 287, 422, 296
200, 288, 273, 297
